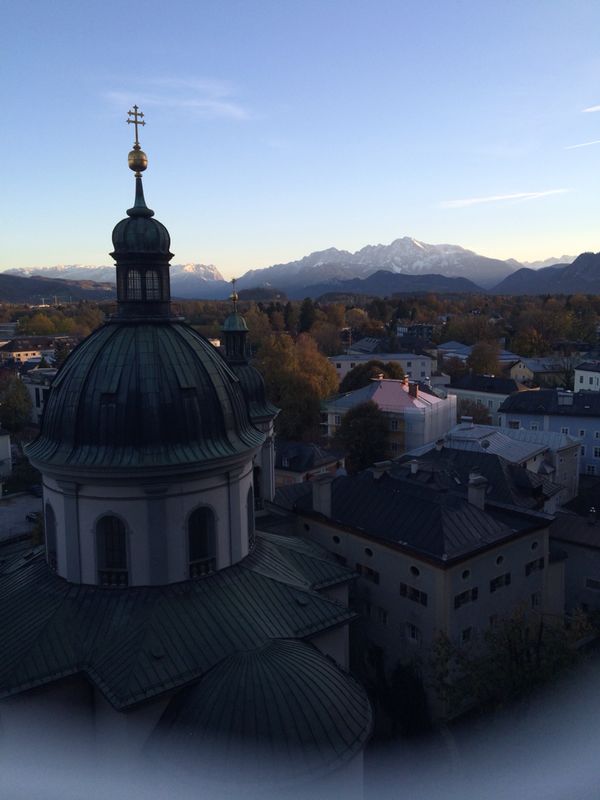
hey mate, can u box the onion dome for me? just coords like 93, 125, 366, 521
150, 639, 372, 785
111, 177, 172, 258
27, 321, 264, 474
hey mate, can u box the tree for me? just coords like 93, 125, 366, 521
442, 356, 469, 382
299, 298, 316, 333
466, 341, 501, 375
457, 398, 492, 425
430, 608, 590, 718
53, 340, 71, 369
309, 321, 341, 355
335, 401, 389, 473
339, 360, 405, 393
0, 377, 32, 432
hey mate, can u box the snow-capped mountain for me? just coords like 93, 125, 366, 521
521, 255, 576, 269
6, 263, 226, 282
235, 237, 517, 292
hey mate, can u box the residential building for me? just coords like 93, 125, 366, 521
551, 511, 600, 614
446, 374, 532, 425
498, 389, 600, 475
437, 341, 518, 366
275, 440, 345, 486
574, 361, 600, 392
322, 377, 456, 456
273, 470, 561, 691
0, 335, 79, 365
329, 352, 433, 383
510, 358, 573, 388
21, 368, 58, 424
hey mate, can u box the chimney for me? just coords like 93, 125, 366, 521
408, 382, 419, 399
460, 415, 474, 428
402, 375, 409, 390
409, 459, 419, 475
312, 475, 333, 518
468, 470, 488, 510
588, 506, 597, 526
435, 438, 444, 452
371, 460, 392, 478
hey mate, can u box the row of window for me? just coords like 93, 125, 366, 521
45, 494, 255, 585
126, 269, 162, 301
399, 581, 428, 606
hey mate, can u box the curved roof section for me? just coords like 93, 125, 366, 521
151, 639, 372, 784
27, 320, 264, 472
231, 362, 279, 422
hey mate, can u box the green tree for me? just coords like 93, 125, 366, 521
53, 340, 71, 368
335, 401, 389, 473
340, 360, 405, 393
466, 341, 501, 375
0, 377, 32, 432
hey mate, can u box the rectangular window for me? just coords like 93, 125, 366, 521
582, 446, 586, 457
488, 400, 494, 409
407, 361, 412, 367
590, 377, 594, 385
390, 442, 400, 454
336, 363, 341, 369
490, 572, 511, 593
508, 421, 520, 430
531, 591, 541, 609
376, 607, 388, 625
579, 429, 585, 438
580, 376, 584, 384
454, 587, 479, 609
595, 432, 600, 439
356, 563, 380, 584
390, 419, 399, 432
561, 427, 569, 435
334, 414, 341, 426
525, 557, 545, 576
461, 627, 472, 643
406, 623, 422, 644
585, 577, 600, 591
350, 363, 356, 368
594, 447, 600, 459
587, 465, 596, 476
530, 423, 539, 431
399, 582, 428, 606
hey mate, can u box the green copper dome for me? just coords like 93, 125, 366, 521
111, 177, 172, 258
27, 320, 264, 473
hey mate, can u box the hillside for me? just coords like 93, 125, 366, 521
0, 274, 116, 304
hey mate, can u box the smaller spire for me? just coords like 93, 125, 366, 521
230, 278, 239, 312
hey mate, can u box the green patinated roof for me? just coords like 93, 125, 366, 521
222, 311, 248, 332
27, 320, 264, 472
0, 533, 356, 710
149, 638, 372, 785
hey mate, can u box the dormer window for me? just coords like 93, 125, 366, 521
188, 507, 216, 578
97, 515, 128, 587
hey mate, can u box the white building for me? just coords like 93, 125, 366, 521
21, 368, 58, 425
575, 361, 600, 392
329, 352, 433, 383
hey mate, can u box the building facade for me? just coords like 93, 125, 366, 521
329, 353, 433, 384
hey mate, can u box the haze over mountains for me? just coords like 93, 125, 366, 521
1, 238, 594, 302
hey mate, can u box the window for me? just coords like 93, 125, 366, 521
334, 414, 341, 426
454, 587, 479, 609
247, 487, 255, 550
188, 507, 216, 578
399, 582, 428, 606
490, 572, 511, 593
525, 557, 545, 576
350, 362, 356, 368
461, 627, 472, 643
530, 423, 539, 431
406, 623, 422, 644
580, 376, 584, 384
579, 429, 585, 438
585, 577, 600, 591
390, 419, 399, 432
582, 446, 586, 457
508, 421, 520, 430
45, 503, 57, 570
332, 535, 340, 544
561, 427, 569, 435
410, 565, 420, 577
587, 465, 596, 476
376, 607, 388, 625
595, 431, 600, 439
488, 400, 494, 409
496, 555, 504, 566
390, 442, 400, 454
407, 361, 412, 367
356, 563, 379, 583
127, 269, 142, 300
590, 377, 594, 385
97, 515, 128, 587
145, 270, 161, 300
462, 569, 471, 580
531, 591, 541, 609
594, 447, 600, 459
336, 363, 341, 369
531, 540, 539, 551
364, 547, 373, 557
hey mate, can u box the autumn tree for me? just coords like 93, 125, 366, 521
335, 401, 389, 473
466, 341, 501, 375
457, 398, 492, 425
339, 360, 405, 393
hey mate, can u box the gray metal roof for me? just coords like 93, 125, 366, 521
26, 320, 265, 473
0, 532, 356, 709
149, 639, 372, 785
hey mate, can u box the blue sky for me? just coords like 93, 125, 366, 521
3, 0, 600, 277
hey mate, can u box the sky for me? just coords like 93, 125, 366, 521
3, 0, 600, 278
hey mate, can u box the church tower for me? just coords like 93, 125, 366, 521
27, 109, 264, 586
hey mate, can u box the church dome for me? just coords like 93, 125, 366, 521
150, 639, 372, 784
110, 177, 172, 257
27, 320, 264, 474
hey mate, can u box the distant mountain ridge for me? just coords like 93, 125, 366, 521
492, 252, 600, 295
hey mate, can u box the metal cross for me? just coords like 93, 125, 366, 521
127, 105, 145, 146
230, 278, 238, 311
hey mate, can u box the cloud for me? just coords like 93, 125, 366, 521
582, 105, 600, 113
565, 139, 600, 150
105, 77, 250, 121
440, 189, 570, 209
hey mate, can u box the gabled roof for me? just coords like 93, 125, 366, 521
575, 361, 600, 374
0, 532, 356, 710
499, 389, 600, 417
449, 374, 528, 395
551, 511, 600, 550
324, 379, 445, 414
277, 472, 545, 564
275, 440, 341, 473
516, 358, 568, 373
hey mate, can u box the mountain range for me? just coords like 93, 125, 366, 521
2, 239, 595, 301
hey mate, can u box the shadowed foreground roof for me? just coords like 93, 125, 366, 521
149, 639, 371, 784
0, 533, 355, 709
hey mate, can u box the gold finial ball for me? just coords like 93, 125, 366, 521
231, 291, 239, 303
128, 148, 148, 173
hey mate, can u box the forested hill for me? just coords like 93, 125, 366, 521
0, 274, 116, 304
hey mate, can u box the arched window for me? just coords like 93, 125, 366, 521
188, 507, 216, 578
145, 270, 161, 300
247, 486, 255, 551
127, 269, 142, 300
45, 503, 57, 571
97, 515, 128, 587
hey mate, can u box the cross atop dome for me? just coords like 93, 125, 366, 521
127, 105, 148, 177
